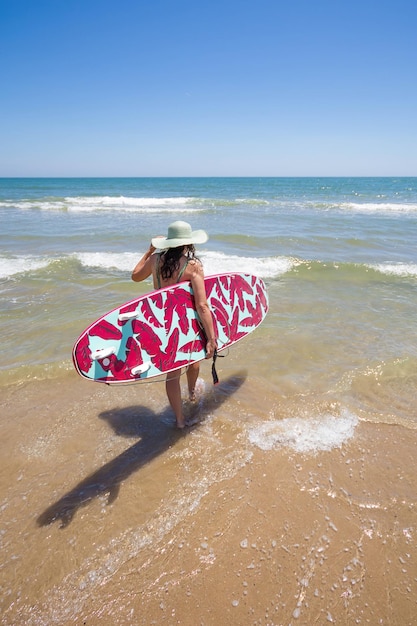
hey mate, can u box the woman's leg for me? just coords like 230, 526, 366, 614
166, 370, 185, 428
186, 362, 200, 401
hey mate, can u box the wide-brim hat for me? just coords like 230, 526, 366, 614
151, 220, 208, 249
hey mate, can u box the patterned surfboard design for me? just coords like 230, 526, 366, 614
72, 273, 268, 384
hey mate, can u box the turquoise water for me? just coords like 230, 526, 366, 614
1, 177, 417, 431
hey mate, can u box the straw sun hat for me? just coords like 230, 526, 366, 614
151, 221, 208, 250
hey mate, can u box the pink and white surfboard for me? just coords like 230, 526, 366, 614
72, 273, 268, 384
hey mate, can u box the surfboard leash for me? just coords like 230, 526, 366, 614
211, 349, 225, 385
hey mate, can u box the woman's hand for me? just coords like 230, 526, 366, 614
205, 338, 217, 359
131, 243, 155, 282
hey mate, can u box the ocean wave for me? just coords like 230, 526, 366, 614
66, 196, 202, 213
73, 252, 139, 273
0, 251, 294, 280
0, 194, 300, 214
0, 199, 66, 211
4, 253, 416, 283
367, 263, 417, 278
73, 250, 294, 279
338, 202, 417, 215
201, 251, 294, 278
193, 197, 270, 207
0, 196, 204, 213
247, 408, 359, 453
292, 259, 417, 283
0, 255, 52, 279
4, 195, 416, 215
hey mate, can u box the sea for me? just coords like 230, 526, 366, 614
2, 177, 417, 420
1, 177, 417, 624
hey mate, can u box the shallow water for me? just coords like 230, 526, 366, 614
1, 177, 417, 624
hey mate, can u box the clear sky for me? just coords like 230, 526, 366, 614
1, 0, 416, 176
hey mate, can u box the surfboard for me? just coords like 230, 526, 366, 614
72, 272, 268, 385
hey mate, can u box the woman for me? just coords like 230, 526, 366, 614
131, 221, 217, 429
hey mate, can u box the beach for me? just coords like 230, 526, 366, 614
1, 177, 417, 624
2, 372, 417, 625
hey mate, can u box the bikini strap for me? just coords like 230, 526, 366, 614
177, 258, 189, 281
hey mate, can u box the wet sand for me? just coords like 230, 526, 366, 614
1, 369, 417, 625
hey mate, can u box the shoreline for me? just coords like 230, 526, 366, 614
1, 373, 417, 624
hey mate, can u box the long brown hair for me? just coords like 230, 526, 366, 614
160, 245, 199, 280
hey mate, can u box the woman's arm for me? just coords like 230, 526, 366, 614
131, 244, 155, 282
189, 261, 217, 359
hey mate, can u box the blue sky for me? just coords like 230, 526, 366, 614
1, 0, 416, 176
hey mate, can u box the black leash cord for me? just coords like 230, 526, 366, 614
211, 348, 225, 385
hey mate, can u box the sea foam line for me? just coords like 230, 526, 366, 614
74, 251, 293, 279
66, 196, 201, 213
0, 256, 52, 279
367, 263, 417, 278
0, 196, 203, 213
338, 202, 417, 215
0, 251, 295, 280
201, 251, 295, 278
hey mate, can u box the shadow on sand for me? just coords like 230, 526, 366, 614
37, 371, 247, 528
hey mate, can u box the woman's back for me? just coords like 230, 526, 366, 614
151, 249, 202, 289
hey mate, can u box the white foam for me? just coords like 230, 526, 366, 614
0, 255, 51, 278
248, 409, 358, 454
0, 196, 202, 213
66, 195, 201, 213
4, 197, 417, 215
200, 251, 295, 278
0, 250, 294, 279
73, 250, 294, 279
367, 263, 417, 278
0, 200, 65, 210
339, 202, 417, 215
73, 251, 139, 272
